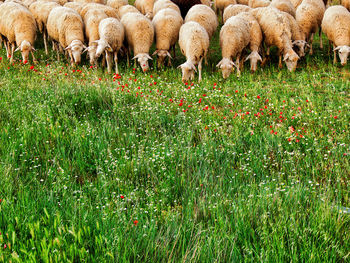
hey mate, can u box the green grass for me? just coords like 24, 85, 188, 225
0, 30, 349, 262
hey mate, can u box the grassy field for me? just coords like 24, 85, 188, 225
0, 28, 349, 262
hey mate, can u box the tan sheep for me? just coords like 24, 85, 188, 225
135, 0, 155, 19
106, 0, 127, 10
341, 0, 350, 11
270, 0, 296, 17
152, 8, 183, 67
237, 0, 249, 4
95, 17, 125, 74
63, 2, 86, 13
184, 4, 218, 39
80, 3, 119, 18
214, 0, 237, 21
296, 0, 325, 54
217, 16, 250, 78
118, 5, 141, 18
223, 4, 252, 24
289, 0, 301, 8
0, 2, 37, 63
120, 12, 154, 72
153, 0, 181, 16
322, 5, 350, 65
47, 6, 86, 65
250, 6, 300, 71
29, 1, 60, 54
249, 0, 270, 8
178, 21, 209, 83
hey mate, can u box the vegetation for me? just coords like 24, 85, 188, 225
0, 31, 349, 262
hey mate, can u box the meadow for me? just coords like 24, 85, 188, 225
0, 29, 349, 262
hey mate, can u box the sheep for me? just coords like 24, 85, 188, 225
178, 21, 209, 83
169, 0, 202, 18
295, 0, 325, 55
184, 4, 218, 39
80, 3, 119, 19
37, 0, 68, 5
322, 5, 350, 66
217, 16, 250, 78
341, 0, 350, 11
152, 8, 183, 67
47, 6, 86, 65
223, 4, 252, 24
0, 2, 37, 63
200, 0, 212, 6
270, 0, 296, 18
106, 0, 127, 9
283, 11, 307, 57
153, 0, 181, 16
118, 5, 141, 18
250, 7, 300, 71
73, 0, 105, 4
95, 17, 124, 74
63, 2, 86, 13
249, 0, 270, 8
29, 1, 60, 54
120, 12, 154, 72
135, 0, 155, 19
289, 0, 301, 8
237, 0, 249, 4
214, 0, 237, 21
236, 12, 263, 72
82, 9, 109, 65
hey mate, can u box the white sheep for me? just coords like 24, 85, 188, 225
63, 2, 86, 14
237, 0, 249, 4
214, 0, 237, 21
249, 0, 270, 8
322, 5, 350, 65
283, 11, 307, 57
223, 4, 252, 24
236, 12, 263, 72
95, 17, 125, 73
270, 0, 296, 17
47, 6, 86, 65
178, 21, 209, 83
217, 16, 250, 78
106, 0, 127, 10
184, 4, 218, 39
120, 12, 154, 72
295, 0, 325, 54
152, 8, 183, 67
118, 4, 140, 18
135, 0, 155, 19
250, 6, 300, 71
29, 1, 60, 54
153, 0, 181, 16
80, 3, 119, 19
0, 2, 37, 63
341, 0, 350, 11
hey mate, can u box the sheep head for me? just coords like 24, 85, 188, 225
292, 40, 308, 58
152, 50, 172, 67
283, 49, 299, 72
334, 46, 350, 66
86, 42, 99, 66
15, 40, 35, 63
66, 40, 86, 65
95, 40, 113, 58
245, 51, 262, 72
216, 58, 236, 79
178, 61, 197, 83
133, 53, 152, 72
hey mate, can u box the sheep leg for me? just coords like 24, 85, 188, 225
0, 35, 2, 48
333, 44, 337, 64
235, 56, 241, 77
52, 40, 56, 51
172, 45, 176, 59
56, 43, 60, 61
68, 50, 74, 66
114, 51, 119, 75
168, 55, 172, 66
319, 28, 323, 49
5, 40, 9, 58
43, 30, 48, 55
309, 33, 314, 55
10, 43, 15, 63
198, 57, 203, 83
278, 52, 283, 69
31, 51, 38, 64
105, 51, 112, 74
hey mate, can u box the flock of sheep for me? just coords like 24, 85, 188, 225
0, 0, 349, 82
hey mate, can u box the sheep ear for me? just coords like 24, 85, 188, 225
245, 53, 252, 61
82, 47, 89, 53
152, 50, 158, 56
191, 64, 197, 73
257, 54, 262, 62
333, 46, 341, 51
146, 54, 153, 60
283, 53, 290, 61
106, 44, 113, 52
216, 60, 222, 68
14, 46, 21, 52
132, 55, 139, 60
166, 51, 172, 59
177, 64, 183, 69
31, 47, 37, 51
65, 44, 71, 50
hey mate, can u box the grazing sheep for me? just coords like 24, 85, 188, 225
214, 0, 237, 21
80, 3, 119, 19
106, 0, 127, 9
322, 5, 350, 65
152, 8, 183, 67
236, 12, 263, 72
295, 0, 325, 54
29, 1, 60, 54
178, 21, 209, 83
250, 6, 300, 71
135, 0, 155, 19
283, 12, 307, 57
0, 2, 37, 63
170, 0, 202, 18
118, 5, 141, 18
217, 16, 250, 78
184, 4, 218, 39
270, 0, 296, 17
249, 0, 270, 8
95, 17, 124, 73
63, 2, 86, 14
153, 0, 181, 16
82, 9, 109, 65
223, 4, 252, 23
341, 0, 350, 11
47, 6, 86, 65
121, 12, 154, 72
